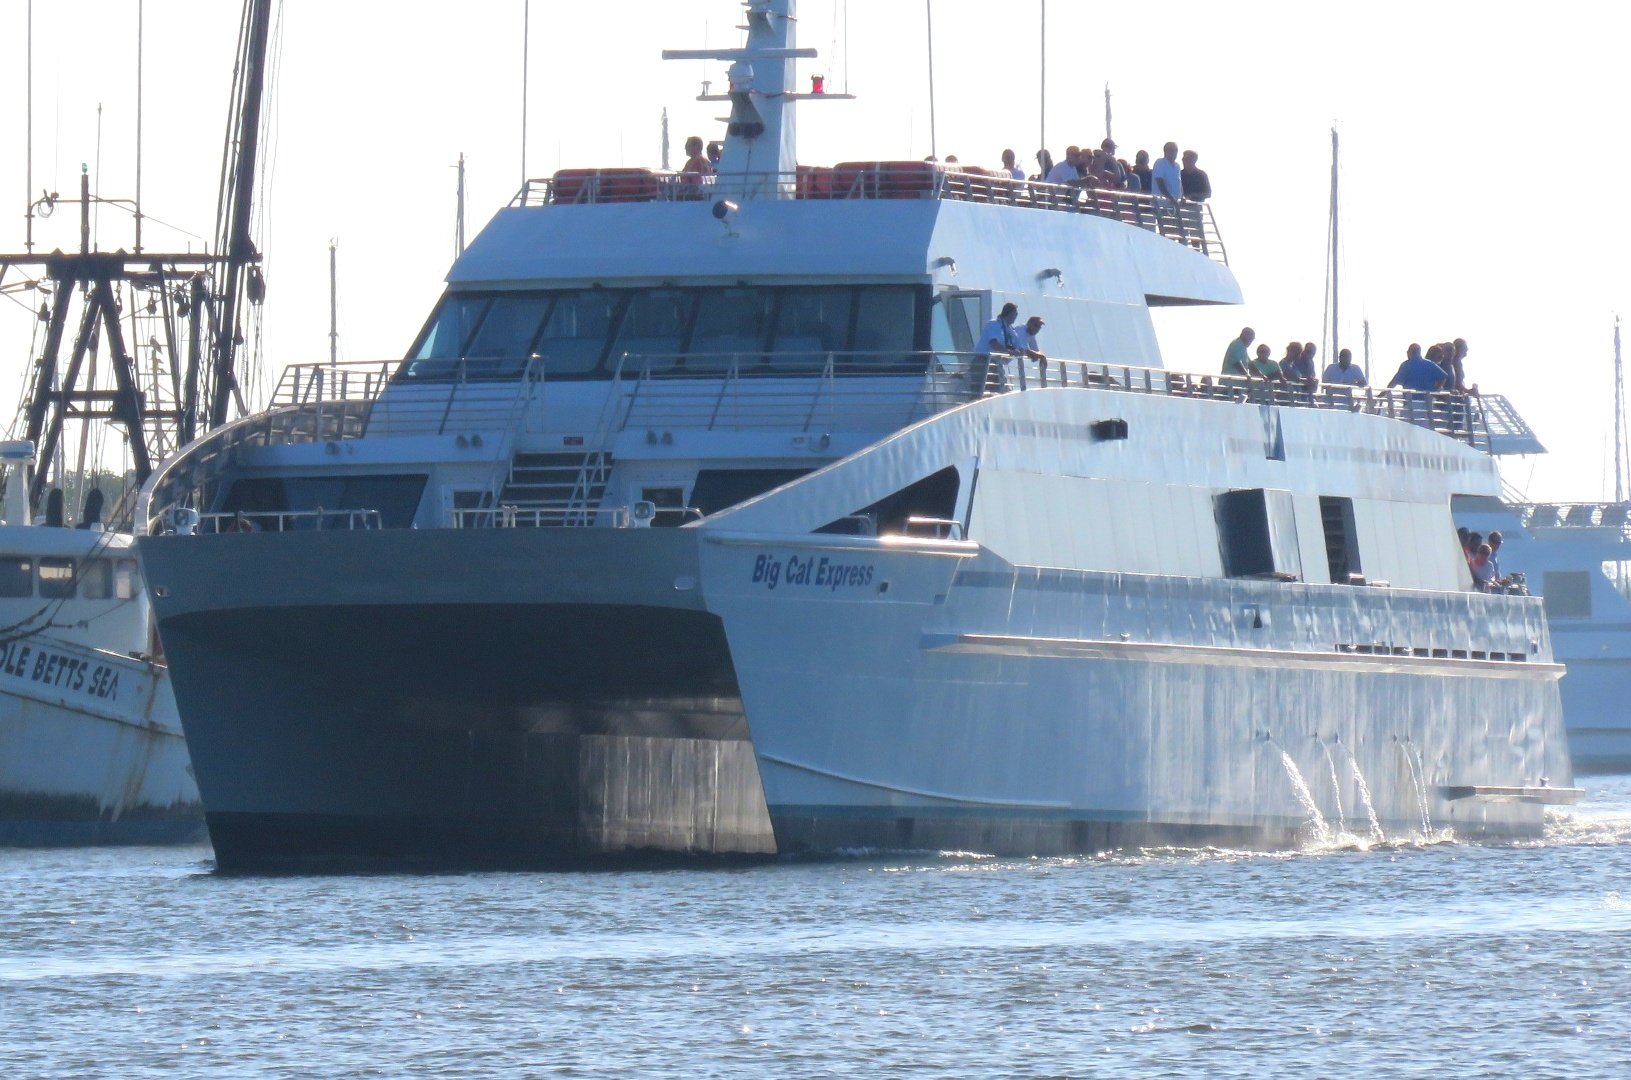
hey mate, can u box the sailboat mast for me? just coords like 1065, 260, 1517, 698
328, 240, 338, 366
1616, 316, 1625, 503
1329, 127, 1339, 364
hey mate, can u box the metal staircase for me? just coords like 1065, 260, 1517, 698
497, 451, 614, 526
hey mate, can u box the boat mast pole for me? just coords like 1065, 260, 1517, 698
25, 0, 32, 253
1329, 127, 1339, 363
328, 240, 338, 366
925, 0, 937, 161
520, 1, 530, 190
135, 0, 144, 254
207, 0, 273, 427
1038, 0, 1045, 157
1616, 316, 1625, 503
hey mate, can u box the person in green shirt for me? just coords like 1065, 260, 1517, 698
1222, 327, 1255, 376
1249, 343, 1286, 382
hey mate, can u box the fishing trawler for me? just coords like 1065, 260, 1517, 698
0, 442, 200, 844
0, 0, 272, 843
136, 0, 1575, 870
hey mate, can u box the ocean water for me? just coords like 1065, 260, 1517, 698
4, 780, 1631, 1078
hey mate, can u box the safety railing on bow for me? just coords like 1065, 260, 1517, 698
511, 166, 1227, 264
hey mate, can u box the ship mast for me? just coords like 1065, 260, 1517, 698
1, 0, 275, 519
1615, 316, 1625, 503
207, 0, 275, 428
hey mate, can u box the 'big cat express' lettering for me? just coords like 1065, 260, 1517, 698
750, 553, 875, 592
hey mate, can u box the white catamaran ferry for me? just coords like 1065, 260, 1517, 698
136, 0, 1574, 869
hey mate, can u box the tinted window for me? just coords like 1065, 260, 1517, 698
38, 557, 76, 599
80, 560, 114, 600
1543, 571, 1592, 618
774, 288, 852, 356
851, 286, 918, 369
536, 291, 621, 374
413, 296, 489, 360
0, 557, 31, 597
610, 289, 694, 367
690, 288, 774, 367
467, 295, 551, 360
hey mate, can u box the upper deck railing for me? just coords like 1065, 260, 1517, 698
511, 165, 1227, 265
262, 352, 1521, 448
141, 353, 1535, 535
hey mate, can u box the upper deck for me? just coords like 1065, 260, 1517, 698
509, 164, 1228, 267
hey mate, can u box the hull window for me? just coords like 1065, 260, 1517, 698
1318, 496, 1363, 584
1216, 488, 1301, 580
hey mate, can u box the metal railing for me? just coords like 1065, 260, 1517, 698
142, 349, 1534, 535
608, 351, 974, 434
512, 168, 1227, 264
190, 509, 383, 534
270, 357, 538, 438
450, 503, 703, 529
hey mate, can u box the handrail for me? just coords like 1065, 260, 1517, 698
510, 168, 1228, 265
190, 508, 383, 534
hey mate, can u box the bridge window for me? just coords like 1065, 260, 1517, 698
38, 557, 76, 599
690, 288, 774, 365
0, 557, 32, 597
774, 287, 852, 356
610, 288, 695, 365
79, 560, 114, 600
396, 285, 932, 381
536, 291, 621, 374
467, 295, 551, 361
412, 295, 488, 361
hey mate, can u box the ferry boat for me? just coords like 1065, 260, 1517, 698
1456, 496, 1631, 772
135, 0, 1574, 869
0, 442, 201, 844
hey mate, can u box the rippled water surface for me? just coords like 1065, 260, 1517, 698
5, 779, 1631, 1078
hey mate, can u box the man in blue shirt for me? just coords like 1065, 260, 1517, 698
975, 302, 1022, 391
1387, 343, 1447, 392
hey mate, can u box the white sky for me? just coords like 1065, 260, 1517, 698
3, 0, 1629, 498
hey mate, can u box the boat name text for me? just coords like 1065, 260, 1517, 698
751, 553, 875, 592
0, 641, 123, 701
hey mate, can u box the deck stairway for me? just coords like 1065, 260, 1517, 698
496, 451, 614, 526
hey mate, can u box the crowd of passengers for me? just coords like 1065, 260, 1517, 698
1456, 526, 1518, 592
1221, 328, 1477, 394
678, 131, 1213, 205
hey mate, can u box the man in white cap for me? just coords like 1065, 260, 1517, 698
1015, 314, 1048, 385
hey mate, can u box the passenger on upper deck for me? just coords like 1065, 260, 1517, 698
1323, 348, 1367, 387
1016, 315, 1048, 383
1131, 150, 1153, 194
979, 302, 1021, 351
1098, 139, 1127, 187
1181, 150, 1212, 201
1449, 337, 1471, 392
1280, 342, 1311, 386
1470, 543, 1498, 591
1150, 143, 1183, 206
706, 141, 723, 168
1388, 343, 1448, 392
1033, 149, 1054, 182
1045, 147, 1082, 186
977, 302, 1023, 391
681, 136, 714, 188
1250, 343, 1286, 382
1001, 148, 1025, 181
1222, 327, 1255, 376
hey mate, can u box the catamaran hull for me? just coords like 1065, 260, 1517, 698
139, 528, 1571, 869
0, 643, 203, 846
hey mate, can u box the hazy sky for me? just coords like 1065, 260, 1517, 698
3, 0, 1628, 498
